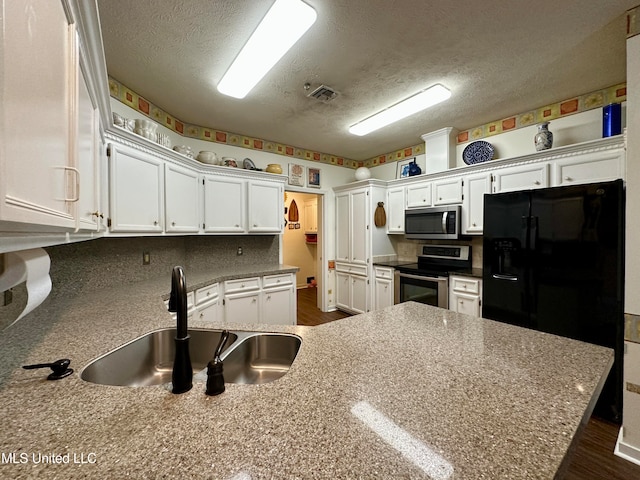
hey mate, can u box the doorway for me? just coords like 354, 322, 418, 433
282, 191, 322, 311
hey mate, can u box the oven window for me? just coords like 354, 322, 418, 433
398, 275, 442, 307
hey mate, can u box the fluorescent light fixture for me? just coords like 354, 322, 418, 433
349, 84, 452, 136
217, 0, 317, 99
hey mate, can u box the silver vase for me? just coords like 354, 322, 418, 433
534, 122, 553, 151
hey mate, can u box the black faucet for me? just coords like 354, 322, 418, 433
168, 266, 192, 394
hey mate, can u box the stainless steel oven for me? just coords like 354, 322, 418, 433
391, 244, 471, 309
394, 271, 448, 308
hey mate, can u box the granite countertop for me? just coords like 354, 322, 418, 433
0, 265, 612, 479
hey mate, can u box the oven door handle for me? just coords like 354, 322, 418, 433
397, 272, 446, 282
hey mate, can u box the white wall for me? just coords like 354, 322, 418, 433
368, 107, 625, 181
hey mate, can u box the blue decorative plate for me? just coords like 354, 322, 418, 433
462, 140, 494, 165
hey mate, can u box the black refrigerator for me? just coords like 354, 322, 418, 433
482, 179, 624, 423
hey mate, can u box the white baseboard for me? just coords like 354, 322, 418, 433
614, 427, 640, 466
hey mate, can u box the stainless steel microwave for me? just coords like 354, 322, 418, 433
404, 205, 461, 240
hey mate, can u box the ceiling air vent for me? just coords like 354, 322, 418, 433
306, 84, 339, 103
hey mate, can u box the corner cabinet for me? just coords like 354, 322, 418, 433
106, 130, 286, 237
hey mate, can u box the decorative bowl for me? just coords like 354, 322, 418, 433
173, 145, 193, 157
266, 164, 282, 174
196, 151, 218, 165
221, 157, 238, 167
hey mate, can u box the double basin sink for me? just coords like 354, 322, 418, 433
81, 328, 301, 387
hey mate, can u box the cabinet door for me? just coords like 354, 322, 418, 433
75, 54, 102, 232
433, 177, 463, 205
109, 143, 163, 232
335, 193, 350, 262
304, 199, 318, 233
462, 173, 491, 235
203, 175, 245, 233
197, 299, 220, 324
451, 291, 481, 317
406, 182, 432, 208
492, 163, 549, 193
386, 187, 405, 233
165, 163, 200, 233
552, 149, 624, 186
350, 188, 369, 265
248, 181, 282, 233
374, 277, 393, 311
224, 291, 260, 324
336, 271, 351, 311
1, 0, 77, 230
262, 285, 295, 325
350, 274, 368, 314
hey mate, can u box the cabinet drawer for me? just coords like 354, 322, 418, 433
224, 277, 260, 293
450, 276, 480, 295
374, 266, 394, 280
335, 262, 368, 276
263, 273, 294, 288
195, 283, 219, 305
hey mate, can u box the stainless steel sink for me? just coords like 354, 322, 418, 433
222, 333, 301, 384
80, 328, 301, 387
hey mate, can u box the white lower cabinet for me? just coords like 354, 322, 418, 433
449, 275, 482, 318
373, 267, 394, 310
220, 273, 296, 325
336, 264, 369, 315
194, 283, 220, 323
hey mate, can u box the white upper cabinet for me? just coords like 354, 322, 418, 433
165, 163, 201, 233
203, 175, 246, 233
75, 50, 103, 232
336, 188, 370, 264
492, 162, 549, 193
462, 172, 491, 235
0, 0, 78, 230
433, 177, 463, 205
406, 182, 432, 208
386, 186, 406, 233
247, 181, 283, 233
108, 143, 164, 233
552, 148, 625, 186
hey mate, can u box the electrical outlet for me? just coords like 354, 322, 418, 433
143, 251, 150, 265
237, 247, 243, 256
328, 289, 332, 295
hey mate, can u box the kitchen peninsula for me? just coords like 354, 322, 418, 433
0, 272, 612, 479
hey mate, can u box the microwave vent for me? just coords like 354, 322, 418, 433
307, 84, 339, 103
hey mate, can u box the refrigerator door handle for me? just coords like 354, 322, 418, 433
530, 216, 539, 250
492, 273, 519, 281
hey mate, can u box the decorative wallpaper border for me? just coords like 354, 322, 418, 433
452, 84, 627, 146
110, 76, 626, 170
108, 77, 359, 169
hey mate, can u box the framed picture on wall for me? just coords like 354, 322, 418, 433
395, 156, 425, 178
288, 163, 305, 186
308, 167, 321, 188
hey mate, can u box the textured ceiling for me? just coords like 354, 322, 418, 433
97, 0, 636, 161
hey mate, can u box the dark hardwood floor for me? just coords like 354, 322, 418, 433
296, 286, 351, 326
296, 288, 640, 479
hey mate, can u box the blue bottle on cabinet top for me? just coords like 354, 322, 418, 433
408, 159, 422, 176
